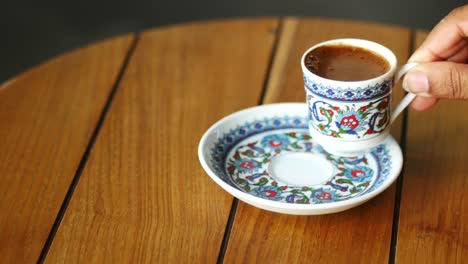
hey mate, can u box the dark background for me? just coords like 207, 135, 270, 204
2, 0, 465, 83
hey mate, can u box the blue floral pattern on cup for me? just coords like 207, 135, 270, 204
303, 76, 393, 102
308, 94, 391, 139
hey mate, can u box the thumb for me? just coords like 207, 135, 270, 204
403, 62, 468, 99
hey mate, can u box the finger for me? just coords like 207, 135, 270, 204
403, 62, 468, 99
409, 5, 468, 62
410, 96, 439, 111
447, 45, 468, 63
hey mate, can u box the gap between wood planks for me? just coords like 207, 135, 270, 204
388, 29, 416, 264
216, 17, 285, 264
36, 34, 140, 264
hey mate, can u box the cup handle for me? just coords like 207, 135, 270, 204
390, 62, 419, 124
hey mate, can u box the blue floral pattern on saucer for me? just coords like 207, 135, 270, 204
209, 116, 392, 204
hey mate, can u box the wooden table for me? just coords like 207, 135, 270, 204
1, 18, 467, 263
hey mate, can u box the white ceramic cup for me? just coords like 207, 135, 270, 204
301, 38, 417, 156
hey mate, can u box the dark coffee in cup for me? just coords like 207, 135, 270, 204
304, 44, 390, 81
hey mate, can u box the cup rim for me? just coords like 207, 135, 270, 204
301, 38, 397, 85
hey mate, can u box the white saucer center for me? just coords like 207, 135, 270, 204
268, 152, 334, 186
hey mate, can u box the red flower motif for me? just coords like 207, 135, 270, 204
320, 109, 334, 116
340, 115, 359, 129
289, 132, 296, 137
240, 161, 256, 170
269, 140, 283, 147
316, 192, 332, 200
281, 186, 287, 190
333, 106, 340, 111
378, 114, 388, 126
367, 128, 373, 134
360, 106, 367, 111
351, 169, 365, 178
377, 100, 388, 110
265, 190, 277, 198
271, 181, 278, 186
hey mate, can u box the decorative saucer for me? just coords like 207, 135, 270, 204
198, 103, 402, 215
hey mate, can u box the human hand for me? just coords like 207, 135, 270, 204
403, 4, 468, 111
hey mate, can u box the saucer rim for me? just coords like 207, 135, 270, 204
198, 103, 403, 214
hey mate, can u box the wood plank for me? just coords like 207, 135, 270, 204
0, 35, 134, 263
225, 18, 411, 263
396, 31, 468, 263
45, 19, 280, 262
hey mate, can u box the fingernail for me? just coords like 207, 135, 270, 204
403, 71, 430, 95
